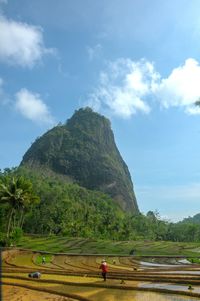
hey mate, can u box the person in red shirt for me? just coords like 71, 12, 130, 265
99, 259, 108, 281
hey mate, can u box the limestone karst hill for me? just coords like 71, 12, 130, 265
21, 107, 139, 213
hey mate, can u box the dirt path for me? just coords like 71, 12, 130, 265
2, 285, 76, 301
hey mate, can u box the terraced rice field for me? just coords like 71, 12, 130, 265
17, 236, 200, 256
2, 248, 200, 300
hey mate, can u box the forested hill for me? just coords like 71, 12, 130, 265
181, 213, 200, 224
20, 107, 139, 214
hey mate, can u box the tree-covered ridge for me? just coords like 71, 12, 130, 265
181, 213, 200, 224
1, 168, 200, 244
13, 167, 126, 239
0, 167, 137, 241
21, 107, 138, 213
0, 168, 173, 242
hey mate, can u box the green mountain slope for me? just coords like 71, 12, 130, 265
181, 213, 200, 224
15, 166, 125, 239
21, 107, 139, 213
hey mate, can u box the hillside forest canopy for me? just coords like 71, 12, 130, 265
1, 167, 200, 246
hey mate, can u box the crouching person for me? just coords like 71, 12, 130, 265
28, 271, 41, 278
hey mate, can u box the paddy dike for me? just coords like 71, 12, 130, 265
2, 249, 200, 300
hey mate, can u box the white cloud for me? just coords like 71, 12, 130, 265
15, 88, 55, 125
187, 106, 200, 115
88, 58, 158, 118
155, 58, 200, 114
86, 44, 102, 61
88, 57, 200, 118
0, 15, 54, 67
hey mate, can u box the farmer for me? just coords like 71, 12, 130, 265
42, 256, 46, 264
99, 259, 108, 281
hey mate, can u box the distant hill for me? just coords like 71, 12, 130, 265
20, 107, 139, 214
181, 213, 200, 224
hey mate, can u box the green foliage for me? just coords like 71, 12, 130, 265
17, 235, 200, 256
8, 166, 126, 239
0, 172, 40, 242
10, 227, 23, 245
165, 222, 200, 242
0, 167, 169, 241
0, 232, 7, 247
182, 213, 200, 224
1, 167, 200, 243
35, 254, 52, 264
188, 257, 200, 264
20, 108, 138, 213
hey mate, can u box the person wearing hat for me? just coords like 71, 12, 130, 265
99, 259, 108, 281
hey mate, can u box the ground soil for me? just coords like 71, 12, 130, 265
2, 285, 76, 301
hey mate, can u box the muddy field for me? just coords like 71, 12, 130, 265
3, 285, 75, 301
2, 249, 200, 300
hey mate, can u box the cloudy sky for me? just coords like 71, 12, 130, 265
1, 0, 200, 221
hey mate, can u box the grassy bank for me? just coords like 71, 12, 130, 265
16, 235, 200, 256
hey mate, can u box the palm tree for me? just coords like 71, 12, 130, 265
0, 175, 40, 239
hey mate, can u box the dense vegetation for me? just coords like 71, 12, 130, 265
20, 107, 138, 213
1, 167, 200, 246
1, 109, 200, 246
181, 213, 200, 224
0, 170, 40, 245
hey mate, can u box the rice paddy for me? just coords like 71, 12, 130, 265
2, 237, 200, 300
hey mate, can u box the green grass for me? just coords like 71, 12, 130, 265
187, 257, 200, 264
35, 254, 52, 265
16, 235, 200, 256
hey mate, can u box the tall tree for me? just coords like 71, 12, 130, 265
0, 175, 40, 238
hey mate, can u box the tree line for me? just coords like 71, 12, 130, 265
1, 167, 200, 245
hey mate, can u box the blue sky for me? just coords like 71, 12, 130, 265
1, 0, 200, 221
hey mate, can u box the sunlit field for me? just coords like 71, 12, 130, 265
17, 235, 200, 256
3, 241, 200, 301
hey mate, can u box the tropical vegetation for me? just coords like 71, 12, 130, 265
20, 107, 138, 213
0, 169, 40, 245
1, 167, 200, 246
1, 108, 200, 246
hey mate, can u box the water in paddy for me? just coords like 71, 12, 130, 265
140, 282, 200, 294
90, 290, 199, 300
